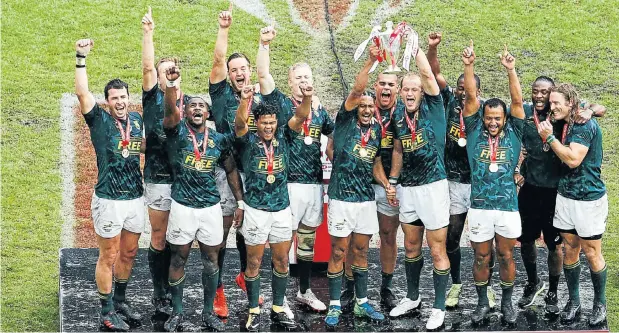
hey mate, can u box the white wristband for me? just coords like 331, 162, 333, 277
76, 57, 86, 66
166, 80, 177, 88
237, 200, 245, 210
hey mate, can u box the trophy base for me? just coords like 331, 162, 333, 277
384, 65, 403, 73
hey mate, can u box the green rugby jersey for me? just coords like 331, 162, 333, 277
328, 104, 382, 202
83, 104, 144, 200
142, 85, 191, 184
558, 119, 606, 201
373, 100, 402, 184
442, 86, 472, 184
464, 112, 524, 211
165, 120, 234, 208
236, 126, 296, 211
262, 88, 335, 184
392, 93, 447, 187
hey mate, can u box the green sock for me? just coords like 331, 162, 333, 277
591, 265, 607, 305
447, 247, 462, 284
112, 277, 128, 303
328, 270, 344, 302
381, 271, 393, 290
475, 281, 489, 306
344, 272, 355, 291
500, 280, 514, 304
272, 269, 289, 307
202, 269, 219, 312
169, 275, 186, 314
405, 254, 424, 300
351, 265, 368, 300
99, 291, 114, 314
564, 261, 581, 304
148, 245, 166, 298
433, 267, 450, 310
245, 273, 261, 309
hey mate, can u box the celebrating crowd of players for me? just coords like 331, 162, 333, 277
74, 4, 609, 332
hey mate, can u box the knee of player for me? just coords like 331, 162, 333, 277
581, 243, 600, 261
429, 244, 447, 260
202, 259, 219, 276
120, 245, 139, 260
496, 250, 513, 265
271, 252, 289, 270
170, 254, 188, 269
474, 251, 490, 266
98, 251, 118, 267
404, 238, 422, 254
246, 255, 262, 272
330, 244, 347, 262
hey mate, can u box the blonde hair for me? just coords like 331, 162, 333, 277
550, 83, 580, 137
288, 62, 311, 78
156, 57, 180, 72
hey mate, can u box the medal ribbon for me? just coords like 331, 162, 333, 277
114, 116, 131, 148
358, 123, 372, 148
374, 104, 395, 138
290, 97, 312, 137
404, 110, 418, 141
262, 140, 274, 176
532, 110, 546, 144
458, 107, 466, 138
178, 91, 184, 117
488, 135, 499, 164
561, 123, 568, 145
186, 123, 208, 162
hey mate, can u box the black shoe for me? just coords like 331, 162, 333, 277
245, 312, 260, 332
340, 288, 355, 313
202, 311, 225, 332
100, 311, 130, 332
588, 302, 607, 326
380, 288, 399, 310
560, 300, 581, 324
471, 304, 490, 325
544, 291, 560, 315
518, 279, 545, 308
164, 312, 183, 332
152, 296, 171, 315
270, 310, 298, 330
501, 301, 517, 324
114, 301, 142, 327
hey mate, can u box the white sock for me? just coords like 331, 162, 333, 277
329, 300, 341, 307
356, 297, 368, 305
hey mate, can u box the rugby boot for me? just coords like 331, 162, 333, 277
325, 305, 342, 329
213, 286, 229, 318
380, 287, 399, 310
471, 304, 490, 325
445, 283, 462, 308
270, 309, 298, 330
560, 299, 581, 324
245, 312, 260, 332
114, 301, 142, 327
236, 273, 264, 305
152, 296, 171, 315
588, 302, 607, 327
426, 308, 445, 330
100, 311, 129, 332
296, 289, 326, 312
488, 287, 497, 309
163, 312, 183, 332
354, 302, 386, 323
518, 279, 545, 308
501, 301, 517, 325
544, 291, 560, 315
202, 311, 225, 332
389, 296, 421, 318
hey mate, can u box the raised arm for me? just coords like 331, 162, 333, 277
416, 48, 440, 96
142, 6, 157, 91
257, 26, 276, 95
234, 86, 253, 137
427, 32, 448, 90
461, 40, 479, 117
163, 66, 181, 129
287, 83, 312, 132
500, 45, 524, 120
209, 3, 233, 84
75, 39, 96, 114
344, 44, 379, 111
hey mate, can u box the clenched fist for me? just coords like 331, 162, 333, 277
260, 26, 277, 45
76, 39, 94, 57
428, 32, 442, 48
166, 66, 180, 82
299, 83, 314, 97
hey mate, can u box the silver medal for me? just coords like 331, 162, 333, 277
304, 136, 313, 145
359, 148, 368, 158
489, 163, 499, 173
458, 138, 467, 147
121, 148, 130, 158
543, 143, 550, 152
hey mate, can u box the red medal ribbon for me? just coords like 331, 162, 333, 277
532, 110, 547, 144
290, 97, 313, 137
459, 108, 466, 138
404, 110, 418, 141
375, 104, 395, 138
358, 123, 372, 148
561, 123, 568, 145
262, 139, 274, 175
488, 135, 499, 164
115, 116, 131, 147
178, 91, 184, 118
186, 123, 209, 162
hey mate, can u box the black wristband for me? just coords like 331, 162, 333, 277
76, 53, 86, 58
76, 64, 86, 68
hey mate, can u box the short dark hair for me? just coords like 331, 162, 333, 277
533, 75, 555, 87
104, 79, 129, 100
482, 98, 507, 116
457, 73, 481, 90
227, 53, 251, 69
252, 101, 278, 121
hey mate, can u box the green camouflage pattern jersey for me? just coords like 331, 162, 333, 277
328, 104, 382, 202
236, 126, 296, 211
373, 100, 403, 184
558, 119, 606, 201
83, 104, 144, 200
442, 86, 472, 184
464, 112, 524, 211
262, 88, 335, 184
392, 93, 447, 187
165, 120, 234, 209
142, 85, 191, 184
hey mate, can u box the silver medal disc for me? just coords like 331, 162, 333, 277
304, 136, 313, 145
458, 138, 467, 147
267, 174, 276, 184
543, 143, 550, 152
359, 148, 368, 158
121, 148, 130, 158
489, 163, 499, 173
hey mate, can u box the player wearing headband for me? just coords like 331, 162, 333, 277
461, 42, 525, 325
324, 44, 392, 329
75, 39, 144, 332
537, 83, 608, 326
256, 25, 333, 312
161, 66, 242, 332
